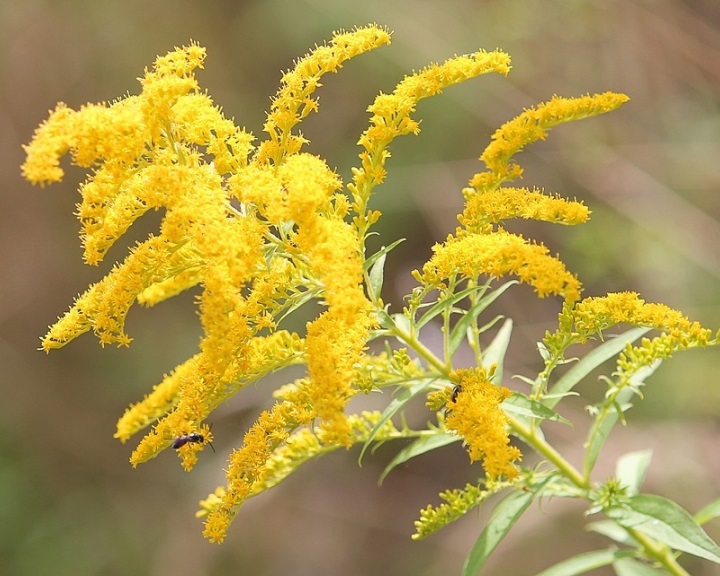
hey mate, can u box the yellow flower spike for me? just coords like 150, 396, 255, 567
350, 49, 512, 238
204, 402, 309, 542
256, 24, 392, 165
228, 163, 287, 223
413, 483, 492, 540
543, 292, 715, 380
114, 354, 202, 442
41, 236, 178, 350
348, 50, 510, 237
247, 411, 400, 495
458, 186, 591, 234
304, 308, 373, 446
201, 408, 400, 543
21, 97, 149, 187
419, 230, 581, 302
277, 153, 343, 224
21, 103, 75, 185
139, 42, 206, 136
445, 368, 521, 479
472, 92, 629, 192
569, 292, 711, 344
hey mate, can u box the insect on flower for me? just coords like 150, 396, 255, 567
172, 426, 215, 453
451, 384, 462, 403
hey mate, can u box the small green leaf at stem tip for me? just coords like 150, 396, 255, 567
364, 238, 405, 270
615, 450, 652, 495
482, 318, 512, 383
366, 239, 405, 299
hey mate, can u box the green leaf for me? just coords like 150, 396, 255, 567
534, 548, 636, 576
606, 493, 720, 564
462, 475, 554, 575
449, 281, 516, 357
276, 287, 322, 323
416, 284, 489, 331
545, 327, 651, 409
375, 308, 395, 330
482, 318, 512, 384
358, 378, 436, 465
696, 497, 720, 526
613, 557, 668, 576
391, 312, 412, 335
368, 252, 386, 298
366, 239, 405, 299
586, 520, 636, 546
378, 433, 460, 484
364, 238, 405, 271
584, 360, 661, 475
502, 393, 570, 425
615, 450, 652, 494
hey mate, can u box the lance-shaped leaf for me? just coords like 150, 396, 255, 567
358, 377, 437, 464
545, 327, 650, 409
379, 433, 460, 484
534, 548, 636, 576
606, 493, 720, 564
462, 475, 554, 575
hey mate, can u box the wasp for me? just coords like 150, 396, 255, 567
172, 425, 215, 453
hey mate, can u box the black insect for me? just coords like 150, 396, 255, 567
450, 384, 462, 403
172, 428, 215, 452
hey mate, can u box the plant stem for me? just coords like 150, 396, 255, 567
507, 413, 587, 490
626, 527, 691, 576
392, 319, 449, 375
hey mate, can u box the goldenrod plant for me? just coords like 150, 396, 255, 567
22, 24, 720, 575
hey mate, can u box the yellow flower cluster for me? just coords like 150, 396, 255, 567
24, 25, 413, 543
414, 93, 629, 303
570, 291, 711, 343
256, 26, 392, 165
350, 49, 512, 238
564, 292, 714, 381
545, 291, 713, 352
24, 24, 654, 546
418, 230, 581, 301
199, 410, 400, 542
445, 368, 521, 479
474, 93, 630, 190
413, 483, 488, 540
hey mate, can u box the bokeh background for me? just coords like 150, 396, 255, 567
3, 1, 720, 574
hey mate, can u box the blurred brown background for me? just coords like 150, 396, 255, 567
3, 1, 720, 574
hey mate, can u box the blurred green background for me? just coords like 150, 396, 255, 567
3, 1, 720, 574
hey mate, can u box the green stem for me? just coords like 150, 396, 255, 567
391, 319, 449, 375
625, 527, 690, 576
508, 413, 587, 490
510, 412, 690, 575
